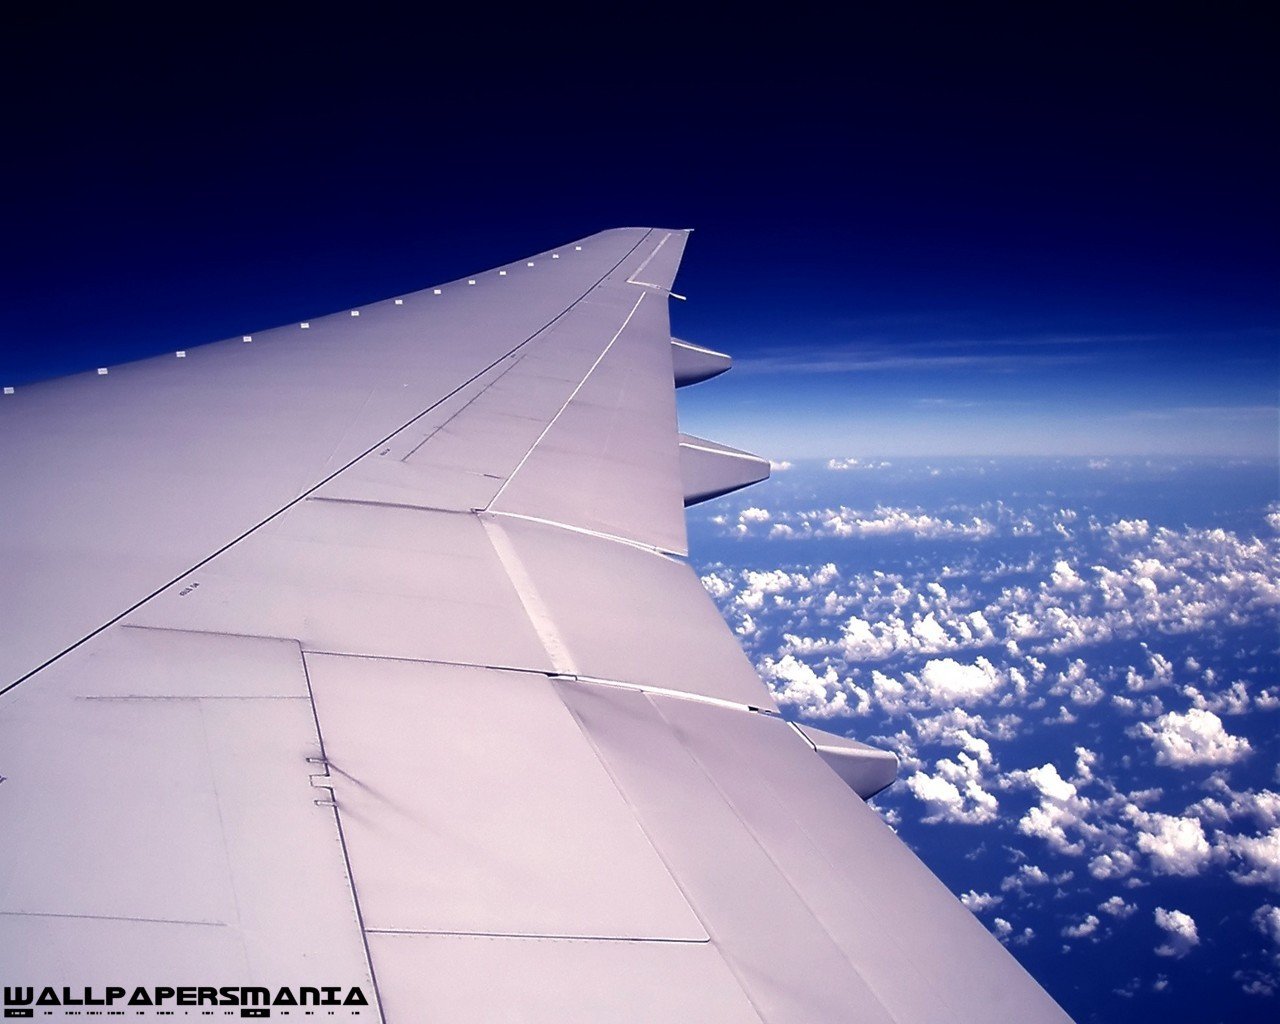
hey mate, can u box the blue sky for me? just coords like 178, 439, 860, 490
2, 9, 1275, 459
2, 9, 1277, 1021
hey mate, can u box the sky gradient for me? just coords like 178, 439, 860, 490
3, 9, 1276, 458
3, 10, 1278, 1022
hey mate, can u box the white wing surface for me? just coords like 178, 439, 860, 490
0, 229, 1072, 1022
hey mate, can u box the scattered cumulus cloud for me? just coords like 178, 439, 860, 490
696, 463, 1280, 998
960, 890, 1003, 913
1134, 708, 1252, 767
906, 754, 999, 825
1153, 907, 1199, 958
1134, 813, 1214, 877
917, 658, 1005, 705
1217, 828, 1280, 889
826, 458, 893, 471
1098, 895, 1137, 919
1062, 914, 1101, 939
1254, 904, 1280, 946
1000, 864, 1074, 895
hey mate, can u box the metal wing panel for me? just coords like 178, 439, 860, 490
488, 514, 776, 707
368, 933, 764, 1024
551, 681, 1070, 1023
302, 654, 708, 941
487, 284, 688, 553
0, 227, 651, 688
652, 695, 1072, 1024
0, 627, 374, 995
554, 681, 897, 1024
0, 226, 1073, 1023
124, 499, 556, 672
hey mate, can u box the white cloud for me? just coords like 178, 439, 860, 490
1135, 813, 1213, 877
917, 658, 1005, 705
1048, 560, 1087, 593
1098, 895, 1137, 918
700, 494, 1280, 909
757, 654, 867, 719
1254, 904, 1280, 945
1238, 971, 1277, 998
991, 916, 1034, 945
826, 458, 892, 471
1089, 849, 1138, 881
960, 890, 1002, 912
1005, 761, 1103, 857
1185, 680, 1251, 715
906, 753, 1000, 825
1023, 763, 1077, 803
1194, 785, 1280, 829
1062, 914, 1100, 939
1049, 659, 1105, 706
722, 503, 998, 541
1135, 708, 1252, 767
913, 708, 997, 764
699, 570, 734, 601
1107, 519, 1151, 541
1217, 827, 1280, 888
1154, 907, 1199, 958
1000, 864, 1074, 895
706, 518, 1278, 734
818, 506, 997, 541
1125, 649, 1175, 692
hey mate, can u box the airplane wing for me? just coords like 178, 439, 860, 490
0, 228, 1072, 1022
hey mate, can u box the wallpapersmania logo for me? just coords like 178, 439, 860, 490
2, 986, 369, 1018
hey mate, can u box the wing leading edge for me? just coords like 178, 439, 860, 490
0, 229, 1071, 1022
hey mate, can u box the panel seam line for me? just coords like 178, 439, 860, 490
299, 648, 390, 1024
485, 290, 647, 509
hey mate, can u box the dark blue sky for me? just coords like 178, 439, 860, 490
3, 8, 1276, 454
